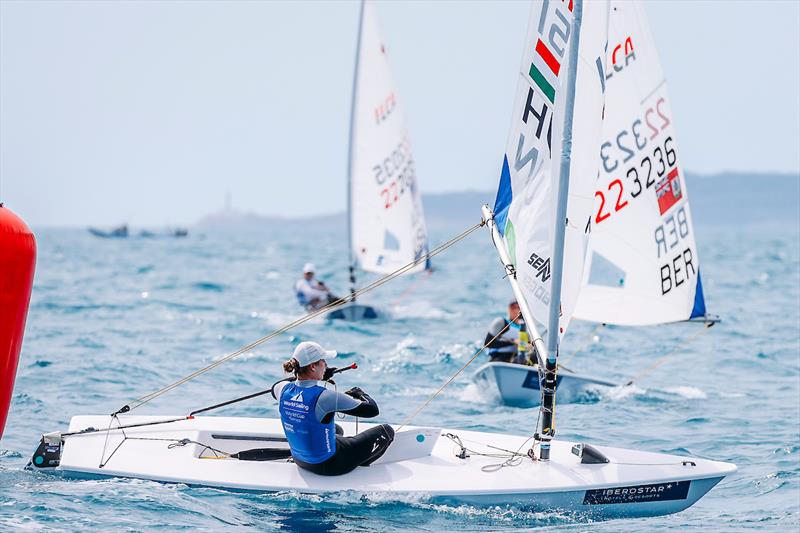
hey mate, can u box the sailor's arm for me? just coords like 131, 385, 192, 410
484, 317, 517, 348
341, 387, 379, 417
316, 388, 379, 423
297, 280, 328, 301
271, 380, 289, 400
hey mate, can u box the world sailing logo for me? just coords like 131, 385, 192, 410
290, 391, 304, 403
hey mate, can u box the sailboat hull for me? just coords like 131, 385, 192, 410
472, 362, 618, 407
326, 302, 379, 321
34, 415, 735, 519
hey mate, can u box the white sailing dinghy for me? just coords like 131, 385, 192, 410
473, 361, 618, 408
30, 0, 734, 519
328, 0, 430, 321
473, 0, 716, 407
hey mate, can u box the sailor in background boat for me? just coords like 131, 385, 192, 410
484, 300, 535, 364
294, 263, 338, 311
273, 342, 394, 476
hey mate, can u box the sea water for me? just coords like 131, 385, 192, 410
1, 214, 798, 530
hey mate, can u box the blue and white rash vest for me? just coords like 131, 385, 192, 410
279, 382, 337, 464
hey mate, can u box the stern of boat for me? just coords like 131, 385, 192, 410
28, 431, 64, 471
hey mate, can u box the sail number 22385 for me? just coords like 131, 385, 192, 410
373, 137, 416, 210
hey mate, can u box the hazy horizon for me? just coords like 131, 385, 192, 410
22, 171, 798, 230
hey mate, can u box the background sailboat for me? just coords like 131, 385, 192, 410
475, 0, 717, 406
328, 0, 430, 321
473, 0, 615, 406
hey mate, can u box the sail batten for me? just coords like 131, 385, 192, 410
349, 0, 429, 277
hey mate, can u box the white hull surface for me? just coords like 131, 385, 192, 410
39, 415, 734, 519
473, 362, 618, 408
326, 302, 379, 321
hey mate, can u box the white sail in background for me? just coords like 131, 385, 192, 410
349, 0, 429, 276
574, 0, 707, 326
492, 0, 609, 346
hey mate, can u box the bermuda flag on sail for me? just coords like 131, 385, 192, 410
656, 167, 683, 214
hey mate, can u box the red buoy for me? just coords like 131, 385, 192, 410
0, 204, 36, 440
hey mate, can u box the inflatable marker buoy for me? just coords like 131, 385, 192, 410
0, 204, 36, 440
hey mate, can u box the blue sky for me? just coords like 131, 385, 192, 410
1, 0, 798, 226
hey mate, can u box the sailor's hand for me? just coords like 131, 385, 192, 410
345, 386, 367, 400
323, 367, 338, 381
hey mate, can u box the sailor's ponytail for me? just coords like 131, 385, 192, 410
283, 358, 299, 374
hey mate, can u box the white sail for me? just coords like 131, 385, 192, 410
349, 0, 429, 276
573, 0, 707, 326
492, 0, 609, 346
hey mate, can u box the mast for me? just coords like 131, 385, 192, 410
539, 0, 584, 461
346, 0, 366, 302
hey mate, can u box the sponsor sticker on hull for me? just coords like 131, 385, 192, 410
522, 370, 563, 390
583, 480, 691, 505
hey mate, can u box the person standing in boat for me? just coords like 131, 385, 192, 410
294, 263, 338, 311
273, 341, 395, 476
484, 300, 534, 364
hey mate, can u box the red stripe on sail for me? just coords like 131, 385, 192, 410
535, 39, 561, 76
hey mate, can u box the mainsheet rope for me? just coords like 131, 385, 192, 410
558, 322, 606, 368
396, 311, 523, 431
117, 221, 485, 414
625, 320, 715, 386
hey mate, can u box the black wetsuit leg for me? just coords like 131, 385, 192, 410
294, 424, 395, 476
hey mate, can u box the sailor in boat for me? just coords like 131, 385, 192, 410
294, 263, 338, 311
484, 300, 536, 364
273, 341, 395, 476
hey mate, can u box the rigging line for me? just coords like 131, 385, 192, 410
120, 221, 485, 414
558, 322, 606, 367
397, 311, 522, 431
387, 268, 432, 307
481, 435, 537, 472
625, 321, 715, 386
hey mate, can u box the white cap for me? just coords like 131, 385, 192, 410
292, 341, 336, 367
303, 263, 316, 274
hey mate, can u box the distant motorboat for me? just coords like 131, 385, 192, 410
139, 228, 188, 238
88, 225, 128, 238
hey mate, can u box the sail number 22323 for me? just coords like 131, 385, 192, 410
595, 98, 677, 225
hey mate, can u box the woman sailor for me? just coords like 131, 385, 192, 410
273, 341, 394, 475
